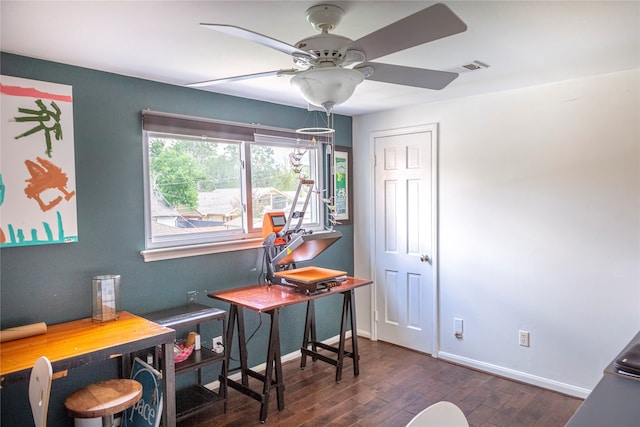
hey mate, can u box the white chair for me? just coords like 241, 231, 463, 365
29, 356, 53, 427
406, 401, 469, 427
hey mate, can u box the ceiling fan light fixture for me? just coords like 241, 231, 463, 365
291, 67, 364, 112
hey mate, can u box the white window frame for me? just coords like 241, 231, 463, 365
139, 111, 327, 262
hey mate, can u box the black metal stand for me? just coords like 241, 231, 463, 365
143, 303, 227, 422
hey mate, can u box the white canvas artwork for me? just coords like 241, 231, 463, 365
0, 75, 78, 247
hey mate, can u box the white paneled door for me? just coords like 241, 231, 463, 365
373, 124, 437, 354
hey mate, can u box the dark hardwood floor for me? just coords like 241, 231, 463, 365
178, 339, 582, 427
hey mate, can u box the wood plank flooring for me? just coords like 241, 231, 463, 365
178, 339, 582, 427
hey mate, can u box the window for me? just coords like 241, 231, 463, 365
141, 111, 325, 260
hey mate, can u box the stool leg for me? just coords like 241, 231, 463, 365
74, 418, 102, 427
102, 415, 113, 427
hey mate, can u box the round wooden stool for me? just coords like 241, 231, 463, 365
64, 379, 142, 427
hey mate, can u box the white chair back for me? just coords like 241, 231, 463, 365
406, 401, 469, 427
29, 356, 53, 427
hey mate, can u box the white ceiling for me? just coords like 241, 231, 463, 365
2, 1, 639, 116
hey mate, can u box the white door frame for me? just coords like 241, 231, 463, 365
368, 123, 440, 356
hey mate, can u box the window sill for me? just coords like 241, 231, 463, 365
140, 238, 264, 262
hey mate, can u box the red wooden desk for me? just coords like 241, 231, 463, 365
0, 312, 176, 427
209, 277, 372, 422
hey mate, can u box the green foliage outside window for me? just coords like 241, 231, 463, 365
150, 140, 205, 209
150, 138, 310, 214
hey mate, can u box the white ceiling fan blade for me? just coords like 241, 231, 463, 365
346, 3, 467, 62
187, 69, 298, 88
356, 63, 459, 90
201, 24, 316, 60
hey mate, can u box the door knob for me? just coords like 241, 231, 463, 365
420, 254, 431, 263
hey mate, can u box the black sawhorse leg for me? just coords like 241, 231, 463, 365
300, 289, 360, 382
224, 304, 284, 423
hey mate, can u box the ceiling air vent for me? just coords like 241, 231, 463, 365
460, 60, 490, 72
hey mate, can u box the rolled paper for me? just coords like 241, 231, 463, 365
186, 332, 197, 348
0, 322, 47, 342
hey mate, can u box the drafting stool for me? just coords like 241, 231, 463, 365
64, 379, 142, 427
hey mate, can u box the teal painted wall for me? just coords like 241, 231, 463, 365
0, 52, 354, 426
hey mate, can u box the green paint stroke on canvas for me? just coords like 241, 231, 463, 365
14, 99, 63, 158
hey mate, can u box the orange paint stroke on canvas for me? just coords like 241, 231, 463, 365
24, 157, 76, 212
0, 83, 72, 102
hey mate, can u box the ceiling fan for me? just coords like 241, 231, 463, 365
188, 3, 467, 113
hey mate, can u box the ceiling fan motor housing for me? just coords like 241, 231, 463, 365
295, 33, 353, 67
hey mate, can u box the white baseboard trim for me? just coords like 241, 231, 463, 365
203, 336, 590, 400
357, 329, 371, 339
438, 351, 591, 399
204, 331, 352, 390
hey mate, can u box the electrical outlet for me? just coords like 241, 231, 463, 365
519, 330, 530, 347
187, 291, 197, 303
213, 336, 224, 353
454, 318, 463, 339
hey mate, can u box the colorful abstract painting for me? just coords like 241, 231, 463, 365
0, 75, 78, 247
334, 147, 351, 223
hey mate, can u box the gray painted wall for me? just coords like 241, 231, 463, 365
0, 52, 354, 426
